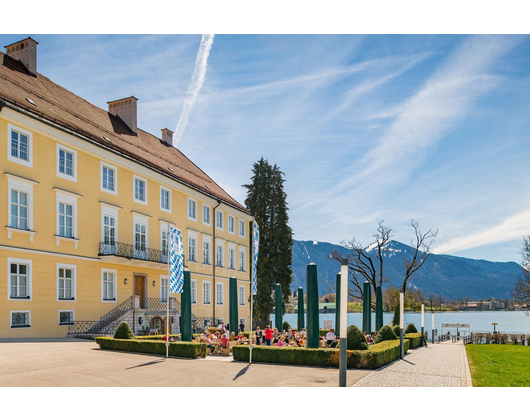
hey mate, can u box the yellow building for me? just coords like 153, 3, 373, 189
0, 37, 252, 338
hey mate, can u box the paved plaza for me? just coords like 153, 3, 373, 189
0, 338, 472, 387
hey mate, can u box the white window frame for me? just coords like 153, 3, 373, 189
188, 198, 197, 221
216, 241, 224, 267
239, 247, 247, 272
5, 174, 37, 241
101, 268, 117, 302
216, 210, 224, 230
203, 204, 211, 226
160, 186, 171, 213
228, 215, 235, 234
133, 214, 149, 259
203, 237, 211, 265
56, 143, 78, 182
100, 204, 119, 251
191, 279, 197, 304
10, 311, 31, 328
202, 281, 211, 305
188, 231, 198, 263
160, 224, 170, 263
7, 123, 33, 168
216, 282, 224, 306
100, 161, 117, 195
58, 310, 75, 326
228, 244, 236, 270
133, 175, 147, 205
239, 285, 246, 306
7, 257, 32, 301
239, 219, 246, 238
56, 263, 77, 302
160, 275, 168, 302
55, 189, 80, 247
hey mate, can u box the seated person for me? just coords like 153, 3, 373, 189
229, 331, 236, 341
330, 337, 339, 348
277, 337, 285, 346
326, 329, 336, 346
205, 335, 215, 355
221, 334, 229, 349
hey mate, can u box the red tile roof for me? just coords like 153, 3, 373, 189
0, 51, 249, 214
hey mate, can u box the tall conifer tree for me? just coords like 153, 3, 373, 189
244, 158, 293, 324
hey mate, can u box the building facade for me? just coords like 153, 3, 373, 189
0, 37, 252, 338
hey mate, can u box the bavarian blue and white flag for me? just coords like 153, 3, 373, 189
252, 220, 259, 295
169, 226, 184, 293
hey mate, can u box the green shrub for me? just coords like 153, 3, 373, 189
373, 325, 397, 344
282, 321, 291, 332
392, 325, 401, 338
114, 322, 134, 339
95, 337, 206, 358
405, 332, 422, 349
404, 323, 418, 334
346, 325, 368, 350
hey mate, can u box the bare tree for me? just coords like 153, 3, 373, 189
330, 219, 393, 301
513, 236, 530, 314
401, 220, 438, 291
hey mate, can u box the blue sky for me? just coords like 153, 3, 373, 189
3, 29, 529, 264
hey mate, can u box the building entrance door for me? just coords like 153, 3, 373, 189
134, 274, 146, 309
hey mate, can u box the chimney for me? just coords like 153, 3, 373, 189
5, 37, 38, 77
161, 128, 174, 146
107, 96, 138, 135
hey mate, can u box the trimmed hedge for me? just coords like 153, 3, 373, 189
405, 333, 422, 349
232, 339, 409, 370
114, 322, 135, 339
135, 334, 180, 341
373, 325, 398, 344
404, 323, 418, 334
96, 337, 207, 358
347, 325, 368, 350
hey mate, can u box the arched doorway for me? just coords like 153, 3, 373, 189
162, 317, 172, 335
151, 316, 163, 333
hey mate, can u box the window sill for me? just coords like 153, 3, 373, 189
9, 296, 31, 299
59, 323, 75, 326
11, 325, 31, 329
58, 298, 75, 301
6, 226, 36, 242
103, 299, 117, 302
55, 235, 80, 249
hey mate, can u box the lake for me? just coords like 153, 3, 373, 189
280, 311, 530, 337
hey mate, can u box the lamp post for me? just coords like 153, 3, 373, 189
421, 303, 425, 347
400, 290, 404, 359
339, 259, 348, 387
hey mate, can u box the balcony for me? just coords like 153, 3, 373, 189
99, 241, 168, 268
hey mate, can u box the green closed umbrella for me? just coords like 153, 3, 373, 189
375, 286, 383, 332
362, 281, 372, 334
229, 277, 238, 336
181, 270, 192, 342
297, 287, 304, 330
275, 283, 283, 331
306, 263, 319, 348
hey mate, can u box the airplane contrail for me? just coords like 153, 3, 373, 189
173, 34, 215, 147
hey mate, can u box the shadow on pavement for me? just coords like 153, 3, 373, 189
126, 359, 166, 370
233, 364, 250, 380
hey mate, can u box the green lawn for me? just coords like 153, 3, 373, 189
466, 344, 530, 387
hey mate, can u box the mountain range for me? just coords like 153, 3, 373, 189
291, 240, 522, 300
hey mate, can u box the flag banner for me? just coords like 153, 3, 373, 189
169, 226, 184, 293
252, 220, 259, 295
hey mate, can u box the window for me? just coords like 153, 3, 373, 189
203, 239, 211, 264
57, 264, 76, 301
203, 281, 211, 305
134, 223, 147, 258
216, 244, 224, 267
9, 258, 32, 300
103, 215, 116, 245
55, 189, 79, 245
161, 226, 169, 263
8, 124, 32, 167
6, 173, 36, 239
102, 269, 116, 301
216, 210, 223, 230
216, 283, 224, 305
133, 175, 147, 204
239, 248, 246, 272
239, 220, 246, 238
10, 190, 28, 229
239, 285, 246, 306
160, 187, 171, 212
160, 276, 168, 302
59, 203, 73, 237
191, 279, 197, 304
59, 311, 74, 325
56, 144, 77, 182
203, 205, 211, 226
188, 198, 197, 221
101, 162, 117, 194
228, 215, 235, 234
188, 236, 197, 262
11, 311, 30, 328
228, 246, 235, 270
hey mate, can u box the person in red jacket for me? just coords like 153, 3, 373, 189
264, 325, 273, 346
221, 334, 229, 348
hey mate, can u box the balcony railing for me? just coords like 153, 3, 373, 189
99, 241, 168, 264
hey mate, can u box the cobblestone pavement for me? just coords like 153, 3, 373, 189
354, 341, 473, 387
